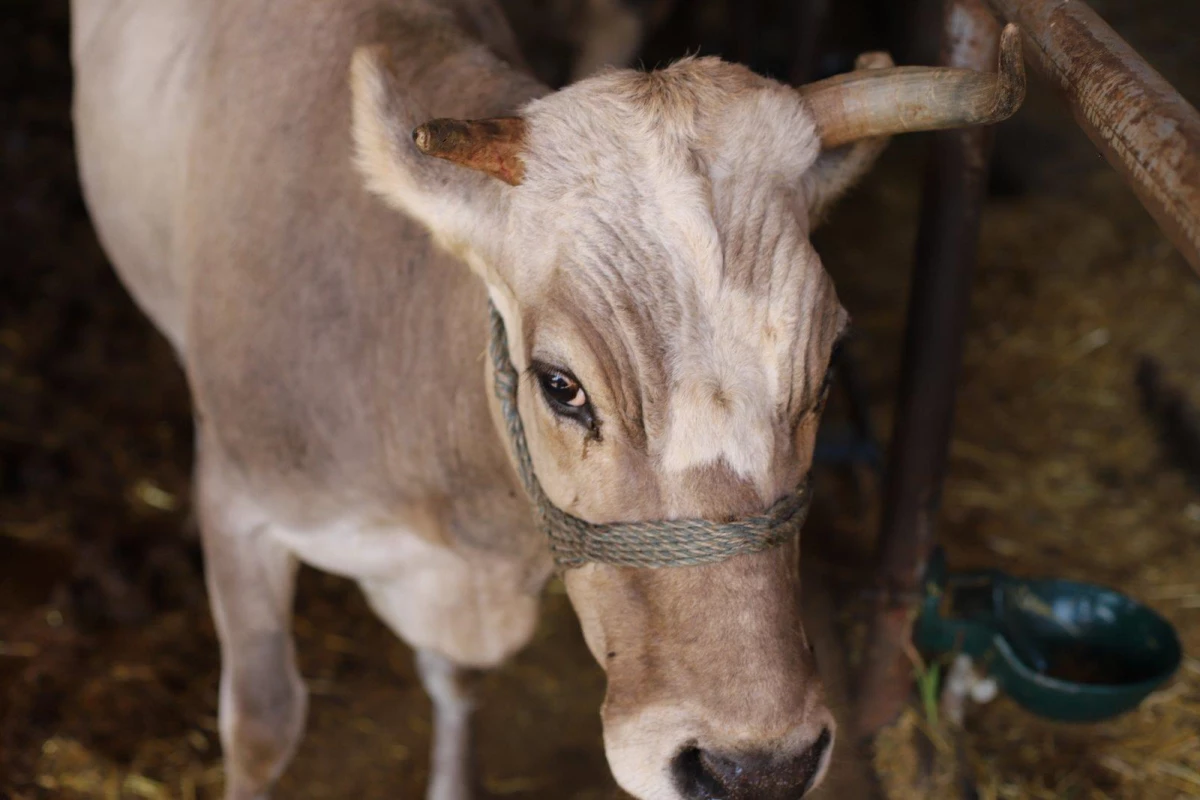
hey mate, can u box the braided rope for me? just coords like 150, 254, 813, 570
489, 303, 812, 569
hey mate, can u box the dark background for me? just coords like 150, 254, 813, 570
3, 1, 1200, 797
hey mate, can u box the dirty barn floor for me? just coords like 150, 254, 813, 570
3, 1, 1200, 799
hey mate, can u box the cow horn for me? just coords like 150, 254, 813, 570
412, 117, 527, 186
799, 23, 1025, 148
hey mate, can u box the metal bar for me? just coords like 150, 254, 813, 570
854, 0, 999, 737
984, 0, 1200, 275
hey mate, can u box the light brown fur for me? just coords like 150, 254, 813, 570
71, 1, 888, 798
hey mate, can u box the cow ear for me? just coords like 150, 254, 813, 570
799, 53, 892, 230
350, 45, 518, 261
801, 136, 889, 230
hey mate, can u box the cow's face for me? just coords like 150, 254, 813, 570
353, 54, 870, 800
502, 65, 851, 800
359, 16, 1024, 791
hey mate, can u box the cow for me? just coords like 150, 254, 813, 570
69, 1, 1024, 798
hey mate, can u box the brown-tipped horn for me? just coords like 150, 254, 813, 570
412, 117, 527, 186
799, 23, 1025, 148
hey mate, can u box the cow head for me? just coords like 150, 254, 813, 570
351, 28, 1021, 800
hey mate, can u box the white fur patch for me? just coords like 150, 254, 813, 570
660, 301, 775, 487
604, 703, 709, 800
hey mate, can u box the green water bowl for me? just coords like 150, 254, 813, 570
915, 549, 1182, 723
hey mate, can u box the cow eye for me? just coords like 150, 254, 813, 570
541, 371, 586, 407
817, 364, 836, 405
534, 365, 595, 426
818, 341, 844, 406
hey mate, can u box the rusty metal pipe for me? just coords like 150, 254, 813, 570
984, 0, 1200, 275
853, 0, 999, 738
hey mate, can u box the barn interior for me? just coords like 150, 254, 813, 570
2, 0, 1198, 798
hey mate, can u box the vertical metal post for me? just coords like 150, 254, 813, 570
854, 0, 1000, 737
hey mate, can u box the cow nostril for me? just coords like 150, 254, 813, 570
671, 745, 728, 800
699, 748, 748, 786
795, 728, 834, 794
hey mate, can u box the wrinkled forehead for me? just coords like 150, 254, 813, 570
504, 60, 829, 298
501, 64, 848, 479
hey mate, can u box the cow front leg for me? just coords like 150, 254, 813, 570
198, 474, 306, 800
417, 649, 478, 800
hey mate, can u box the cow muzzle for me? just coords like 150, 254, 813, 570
599, 691, 837, 800
672, 728, 834, 800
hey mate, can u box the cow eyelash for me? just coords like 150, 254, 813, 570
817, 344, 841, 405
798, 337, 845, 423
821, 337, 850, 401
817, 367, 836, 405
